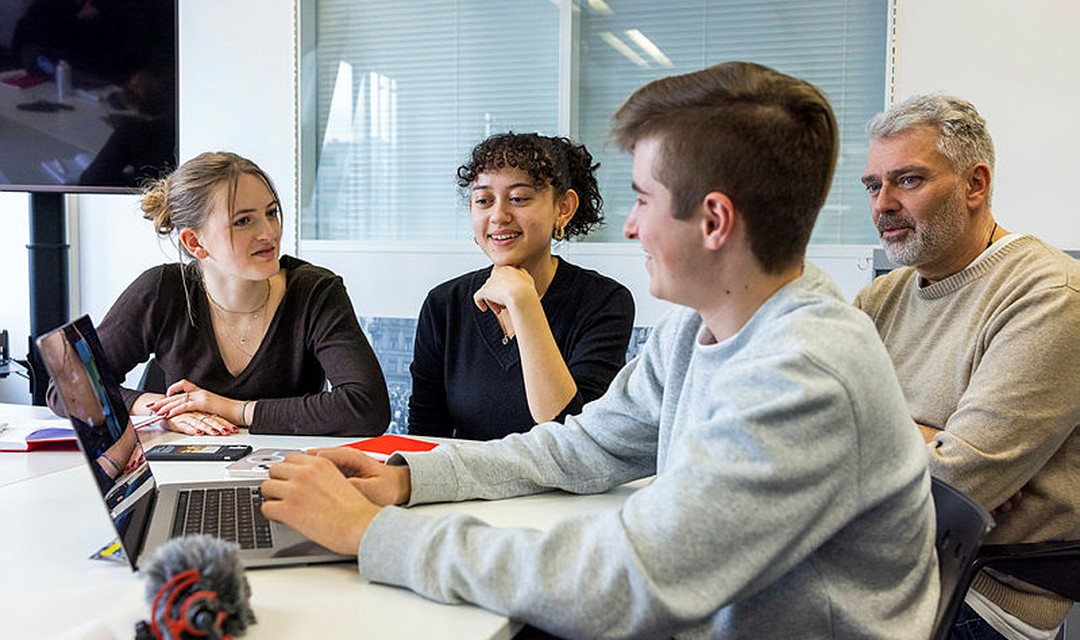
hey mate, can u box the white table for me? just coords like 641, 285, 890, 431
0, 403, 83, 487
0, 403, 641, 639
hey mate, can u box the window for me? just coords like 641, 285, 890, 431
300, 0, 888, 245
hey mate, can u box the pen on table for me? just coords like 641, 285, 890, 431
131, 415, 166, 430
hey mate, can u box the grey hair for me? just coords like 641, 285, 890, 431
867, 94, 995, 201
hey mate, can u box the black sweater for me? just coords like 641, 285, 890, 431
408, 258, 634, 440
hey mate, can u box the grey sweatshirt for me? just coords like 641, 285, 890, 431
360, 264, 939, 639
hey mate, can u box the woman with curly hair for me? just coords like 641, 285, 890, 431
408, 132, 635, 440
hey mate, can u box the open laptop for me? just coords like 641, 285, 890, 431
36, 315, 351, 570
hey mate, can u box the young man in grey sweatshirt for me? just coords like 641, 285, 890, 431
261, 61, 939, 639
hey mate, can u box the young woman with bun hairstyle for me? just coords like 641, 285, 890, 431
408, 132, 635, 440
48, 151, 390, 436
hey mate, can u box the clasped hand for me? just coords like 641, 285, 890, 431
260, 448, 411, 555
473, 265, 537, 315
145, 379, 240, 436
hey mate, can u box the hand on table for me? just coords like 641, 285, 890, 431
146, 380, 241, 435
260, 453, 382, 556
159, 411, 237, 436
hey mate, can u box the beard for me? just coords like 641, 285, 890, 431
878, 188, 969, 267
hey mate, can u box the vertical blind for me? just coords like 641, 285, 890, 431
300, 0, 888, 245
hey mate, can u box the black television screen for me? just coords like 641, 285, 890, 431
0, 0, 177, 194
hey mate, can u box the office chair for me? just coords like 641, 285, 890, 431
974, 540, 1080, 602
930, 476, 995, 640
137, 357, 166, 394
974, 540, 1080, 639
933, 480, 1080, 640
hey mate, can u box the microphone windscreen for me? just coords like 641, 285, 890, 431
141, 534, 256, 637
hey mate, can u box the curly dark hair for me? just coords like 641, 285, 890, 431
456, 132, 604, 239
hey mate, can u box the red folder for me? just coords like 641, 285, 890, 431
0, 425, 78, 452
341, 434, 438, 462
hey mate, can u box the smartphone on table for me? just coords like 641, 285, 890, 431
224, 448, 302, 478
144, 443, 253, 461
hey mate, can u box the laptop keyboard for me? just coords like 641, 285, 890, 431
171, 486, 273, 549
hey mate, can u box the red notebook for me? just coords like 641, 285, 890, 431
342, 434, 438, 462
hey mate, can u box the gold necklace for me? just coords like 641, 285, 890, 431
205, 280, 271, 314
206, 281, 271, 357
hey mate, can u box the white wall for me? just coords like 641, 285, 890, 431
73, 0, 299, 322
177, 0, 298, 248
0, 192, 31, 403
3, 0, 1079, 401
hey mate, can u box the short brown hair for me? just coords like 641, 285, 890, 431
611, 61, 838, 273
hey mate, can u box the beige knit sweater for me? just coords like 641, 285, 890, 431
856, 235, 1080, 630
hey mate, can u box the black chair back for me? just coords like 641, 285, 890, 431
137, 357, 166, 393
931, 476, 995, 640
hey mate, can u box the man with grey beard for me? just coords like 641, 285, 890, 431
856, 94, 1080, 640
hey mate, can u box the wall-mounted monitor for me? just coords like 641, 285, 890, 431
0, 0, 177, 194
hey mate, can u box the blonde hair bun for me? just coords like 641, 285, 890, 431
140, 177, 174, 236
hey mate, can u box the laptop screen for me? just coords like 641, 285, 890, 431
37, 315, 155, 568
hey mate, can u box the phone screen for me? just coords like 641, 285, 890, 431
144, 444, 252, 461
174, 445, 221, 454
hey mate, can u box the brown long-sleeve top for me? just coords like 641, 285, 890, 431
47, 255, 390, 436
